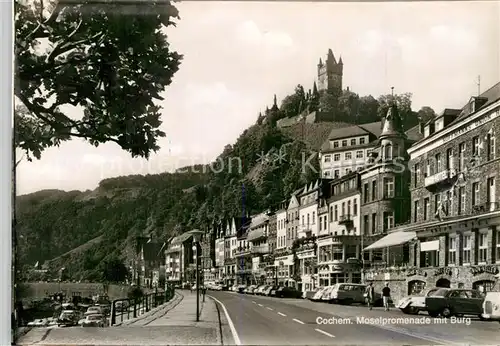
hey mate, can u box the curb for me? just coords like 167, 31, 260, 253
114, 292, 183, 327
209, 296, 237, 346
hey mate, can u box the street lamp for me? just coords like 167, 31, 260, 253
190, 229, 204, 322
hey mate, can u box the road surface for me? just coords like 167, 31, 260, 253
209, 291, 500, 345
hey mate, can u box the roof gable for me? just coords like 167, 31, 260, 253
288, 194, 300, 209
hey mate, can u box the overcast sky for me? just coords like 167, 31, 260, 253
17, 1, 500, 195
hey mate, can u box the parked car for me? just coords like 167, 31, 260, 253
85, 306, 103, 316
482, 291, 500, 322
304, 288, 321, 300
311, 287, 328, 302
230, 285, 239, 292
327, 283, 366, 305
263, 286, 276, 296
27, 318, 49, 327
237, 285, 247, 293
320, 286, 335, 302
269, 287, 279, 297
276, 286, 302, 299
245, 285, 257, 294
397, 288, 439, 315
81, 314, 107, 328
425, 288, 485, 318
256, 285, 269, 295
57, 310, 79, 327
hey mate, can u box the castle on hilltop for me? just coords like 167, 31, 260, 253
275, 48, 345, 128
317, 48, 343, 94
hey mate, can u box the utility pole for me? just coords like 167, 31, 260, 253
477, 75, 481, 96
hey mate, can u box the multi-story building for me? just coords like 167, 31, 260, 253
363, 83, 500, 303
268, 210, 277, 254
319, 122, 383, 179
298, 180, 320, 239
247, 213, 270, 285
214, 222, 225, 282
165, 232, 194, 285
201, 226, 216, 284
286, 189, 301, 248
276, 201, 288, 250
316, 173, 363, 287
224, 218, 245, 286
234, 223, 252, 285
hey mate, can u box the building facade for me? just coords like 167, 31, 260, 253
298, 181, 320, 239
276, 204, 288, 250
286, 191, 301, 248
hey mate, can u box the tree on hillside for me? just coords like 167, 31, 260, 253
101, 257, 128, 283
357, 96, 380, 124
337, 90, 360, 122
280, 85, 306, 118
417, 106, 437, 124
318, 92, 338, 114
377, 93, 414, 128
15, 0, 182, 161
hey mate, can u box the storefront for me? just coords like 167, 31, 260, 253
274, 254, 293, 286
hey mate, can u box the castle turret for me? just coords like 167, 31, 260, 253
379, 101, 406, 160
317, 49, 343, 93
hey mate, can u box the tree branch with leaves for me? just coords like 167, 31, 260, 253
15, 0, 182, 161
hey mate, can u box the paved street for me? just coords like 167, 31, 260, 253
209, 291, 500, 345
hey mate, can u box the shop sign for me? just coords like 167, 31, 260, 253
407, 268, 426, 277
470, 265, 499, 276
434, 267, 452, 277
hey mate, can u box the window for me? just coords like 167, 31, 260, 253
334, 141, 339, 148
496, 229, 500, 263
371, 213, 377, 233
319, 216, 322, 231
435, 153, 442, 173
329, 206, 333, 220
312, 212, 316, 224
371, 180, 378, 201
347, 200, 351, 215
301, 215, 304, 225
449, 237, 457, 265
345, 168, 352, 174
363, 183, 369, 203
434, 194, 440, 215
345, 152, 352, 160
414, 163, 420, 188
307, 214, 310, 225
424, 198, 430, 220
487, 177, 495, 203
356, 150, 363, 158
414, 200, 420, 222
323, 215, 327, 231
478, 233, 487, 264
473, 136, 480, 156
341, 202, 345, 216
332, 245, 343, 260
459, 143, 466, 171
463, 234, 472, 264
324, 155, 331, 163
384, 144, 393, 160
487, 133, 496, 161
383, 178, 394, 198
334, 154, 340, 161
334, 205, 338, 221
446, 148, 453, 170
383, 212, 394, 231
360, 137, 366, 145
342, 140, 348, 147
334, 169, 340, 178
351, 138, 356, 146
363, 215, 369, 235
353, 199, 358, 215
472, 182, 480, 207
458, 187, 465, 215
426, 159, 433, 177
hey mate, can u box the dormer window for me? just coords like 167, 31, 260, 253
333, 141, 339, 148
342, 140, 348, 147
360, 137, 366, 145
350, 139, 356, 146
470, 99, 475, 113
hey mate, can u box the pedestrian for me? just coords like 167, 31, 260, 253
382, 282, 391, 311
365, 282, 375, 310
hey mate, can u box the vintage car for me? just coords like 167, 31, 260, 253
275, 286, 302, 299
81, 314, 107, 328
425, 288, 485, 318
482, 291, 500, 322
397, 288, 439, 314
57, 310, 80, 327
311, 287, 328, 302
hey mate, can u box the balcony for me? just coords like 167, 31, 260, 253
424, 169, 455, 190
338, 214, 353, 225
472, 202, 500, 215
251, 244, 269, 255
233, 247, 251, 257
318, 205, 329, 215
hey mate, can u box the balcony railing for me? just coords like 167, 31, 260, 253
424, 169, 454, 188
251, 244, 269, 254
338, 214, 353, 225
472, 202, 500, 215
233, 247, 251, 257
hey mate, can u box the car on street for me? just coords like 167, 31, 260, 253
57, 310, 80, 327
263, 286, 277, 296
275, 286, 302, 299
327, 283, 367, 305
425, 288, 485, 318
320, 286, 335, 302
310, 287, 328, 302
81, 314, 107, 328
481, 291, 500, 322
237, 285, 247, 293
85, 306, 103, 316
27, 318, 49, 327
397, 288, 439, 315
255, 285, 269, 295
244, 285, 257, 294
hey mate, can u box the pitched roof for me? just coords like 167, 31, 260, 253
452, 81, 500, 124
320, 121, 382, 152
405, 124, 423, 142
170, 232, 193, 245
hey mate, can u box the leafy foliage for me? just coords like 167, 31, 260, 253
15, 0, 182, 160
101, 257, 128, 283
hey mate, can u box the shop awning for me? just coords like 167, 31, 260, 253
363, 231, 416, 251
420, 240, 439, 252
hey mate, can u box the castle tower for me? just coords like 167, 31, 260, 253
379, 101, 407, 161
317, 49, 343, 93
